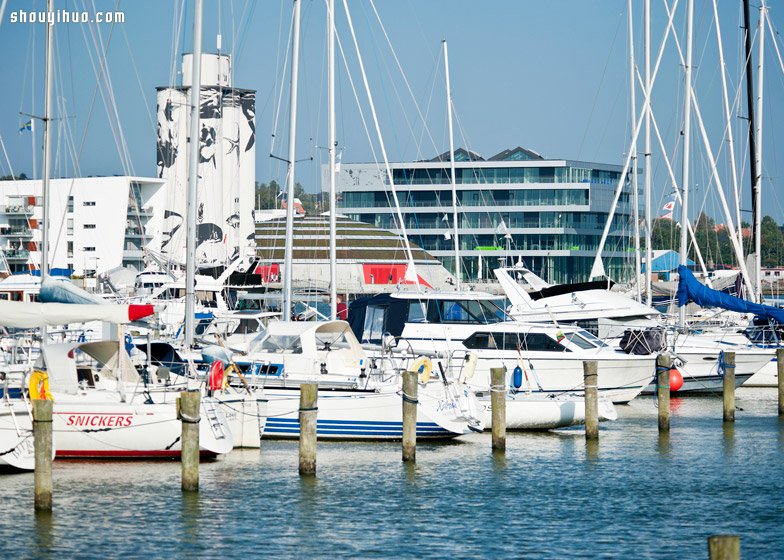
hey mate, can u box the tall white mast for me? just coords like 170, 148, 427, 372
282, 0, 302, 322
40, 0, 54, 341
328, 0, 337, 319
754, 4, 766, 301
443, 40, 460, 290
184, 0, 203, 348
711, 0, 742, 251
628, 0, 641, 302
643, 0, 652, 306
678, 0, 694, 329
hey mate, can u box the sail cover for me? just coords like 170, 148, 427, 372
677, 265, 784, 323
0, 301, 155, 329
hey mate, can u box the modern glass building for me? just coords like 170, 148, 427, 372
328, 147, 638, 285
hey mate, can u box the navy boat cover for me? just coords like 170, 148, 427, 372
677, 265, 784, 324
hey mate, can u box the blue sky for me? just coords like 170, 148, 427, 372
1, 0, 783, 223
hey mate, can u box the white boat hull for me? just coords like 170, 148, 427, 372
261, 382, 481, 440
641, 348, 773, 395
1, 393, 234, 459
0, 401, 38, 470
477, 392, 617, 430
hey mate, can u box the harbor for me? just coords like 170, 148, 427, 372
3, 0, 784, 557
1, 389, 783, 558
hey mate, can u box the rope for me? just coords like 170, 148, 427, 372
298, 406, 318, 412
178, 413, 201, 425
489, 384, 506, 394
401, 393, 419, 405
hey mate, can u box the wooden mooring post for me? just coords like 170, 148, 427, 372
402, 370, 417, 462
299, 383, 318, 475
708, 534, 740, 560
33, 399, 53, 511
722, 351, 736, 423
490, 367, 506, 452
777, 348, 784, 417
179, 391, 200, 492
656, 354, 671, 432
583, 361, 599, 440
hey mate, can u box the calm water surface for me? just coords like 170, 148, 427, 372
2, 387, 783, 558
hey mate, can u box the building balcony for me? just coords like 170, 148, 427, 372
122, 249, 144, 260
0, 205, 34, 215
127, 206, 153, 218
5, 250, 30, 260
0, 227, 33, 238
124, 229, 151, 239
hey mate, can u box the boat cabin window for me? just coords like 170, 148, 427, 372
426, 299, 502, 324
561, 332, 596, 350
463, 331, 569, 352
235, 318, 261, 335
407, 302, 427, 322
575, 329, 607, 348
362, 305, 388, 343
259, 334, 303, 353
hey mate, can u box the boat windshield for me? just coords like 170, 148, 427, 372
575, 330, 608, 348
426, 299, 504, 324
258, 334, 303, 353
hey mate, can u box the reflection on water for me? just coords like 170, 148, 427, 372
0, 388, 782, 557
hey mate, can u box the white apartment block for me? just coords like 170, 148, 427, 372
0, 176, 165, 276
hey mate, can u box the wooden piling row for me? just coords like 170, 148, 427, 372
656, 354, 671, 432
299, 383, 318, 475
179, 391, 200, 492
583, 361, 599, 440
402, 370, 417, 462
33, 399, 53, 511
708, 534, 740, 560
722, 351, 736, 423
490, 367, 506, 451
777, 348, 784, 417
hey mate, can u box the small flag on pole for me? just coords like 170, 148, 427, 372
19, 121, 32, 133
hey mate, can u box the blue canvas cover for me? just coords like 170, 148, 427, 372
677, 265, 784, 324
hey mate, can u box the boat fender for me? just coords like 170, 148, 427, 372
412, 356, 432, 384
461, 353, 478, 383
669, 368, 684, 392
512, 366, 523, 391
208, 360, 225, 393
29, 369, 53, 401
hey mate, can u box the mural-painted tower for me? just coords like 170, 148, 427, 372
154, 53, 255, 268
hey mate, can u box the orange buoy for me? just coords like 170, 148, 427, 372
208, 360, 225, 392
669, 367, 684, 392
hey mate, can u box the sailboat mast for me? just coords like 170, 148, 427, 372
679, 0, 694, 329
39, 0, 54, 341
742, 0, 758, 297
328, 0, 337, 320
628, 0, 641, 302
754, 4, 766, 301
40, 0, 54, 283
184, 0, 203, 348
443, 40, 460, 290
282, 0, 302, 322
643, 0, 652, 307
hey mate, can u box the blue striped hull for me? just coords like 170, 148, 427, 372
264, 417, 453, 440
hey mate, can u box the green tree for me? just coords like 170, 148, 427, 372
760, 215, 784, 267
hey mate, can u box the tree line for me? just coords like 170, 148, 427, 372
255, 180, 322, 215
651, 213, 784, 268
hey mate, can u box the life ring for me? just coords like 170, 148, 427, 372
29, 370, 53, 401
411, 356, 433, 384
208, 360, 225, 392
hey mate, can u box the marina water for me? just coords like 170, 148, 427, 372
2, 388, 783, 558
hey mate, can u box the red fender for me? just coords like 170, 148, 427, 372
208, 360, 225, 392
